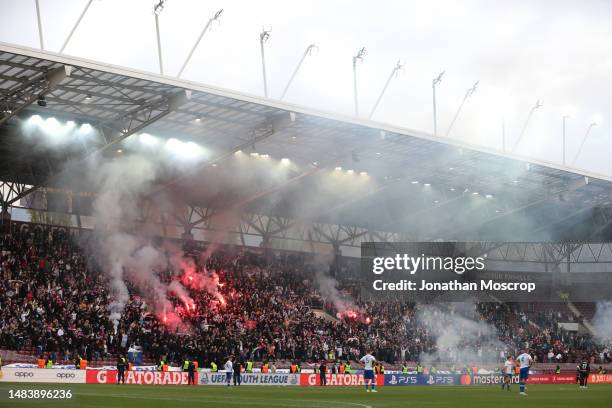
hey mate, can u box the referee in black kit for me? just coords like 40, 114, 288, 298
233, 359, 242, 386
187, 360, 196, 385
319, 360, 327, 386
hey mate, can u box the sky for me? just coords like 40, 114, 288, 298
1, 0, 612, 175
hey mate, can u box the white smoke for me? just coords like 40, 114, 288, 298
314, 267, 359, 314
415, 303, 506, 367
592, 301, 612, 344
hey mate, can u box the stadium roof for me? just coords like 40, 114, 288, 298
2, 41, 612, 243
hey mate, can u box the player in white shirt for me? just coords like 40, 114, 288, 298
516, 349, 533, 396
502, 355, 513, 391
224, 357, 233, 387
360, 351, 377, 392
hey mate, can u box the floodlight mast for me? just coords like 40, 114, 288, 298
154, 0, 166, 75
279, 44, 317, 100
177, 9, 223, 78
34, 0, 44, 49
446, 81, 479, 137
369, 59, 404, 119
432, 71, 445, 136
60, 0, 94, 53
513, 99, 543, 151
562, 115, 569, 165
352, 47, 366, 117
572, 122, 598, 165
259, 28, 272, 98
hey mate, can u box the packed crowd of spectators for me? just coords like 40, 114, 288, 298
1, 223, 610, 369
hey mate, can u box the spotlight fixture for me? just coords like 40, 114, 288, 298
37, 95, 47, 107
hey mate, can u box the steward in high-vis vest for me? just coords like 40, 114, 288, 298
183, 359, 190, 372
117, 356, 127, 384
245, 360, 253, 373
211, 361, 218, 372
555, 365, 561, 375
402, 364, 409, 374
45, 359, 53, 368
296, 363, 300, 373
344, 362, 351, 374
430, 366, 437, 374
380, 363, 385, 374
157, 359, 165, 371
416, 363, 424, 374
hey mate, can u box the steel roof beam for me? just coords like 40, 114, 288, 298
0, 65, 71, 126
6, 89, 191, 206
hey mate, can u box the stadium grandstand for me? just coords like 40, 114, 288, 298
1, 40, 611, 364
1, 25, 612, 408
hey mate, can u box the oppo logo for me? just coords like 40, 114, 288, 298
57, 373, 76, 379
14, 372, 35, 377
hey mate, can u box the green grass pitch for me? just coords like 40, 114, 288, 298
0, 383, 610, 408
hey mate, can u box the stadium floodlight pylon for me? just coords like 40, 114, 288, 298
445, 81, 479, 137
279, 44, 318, 101
572, 121, 599, 166
352, 47, 366, 117
177, 9, 224, 79
432, 71, 445, 136
153, 0, 167, 75
368, 59, 404, 120
60, 0, 94, 53
34, 0, 44, 49
513, 99, 543, 151
259, 27, 272, 98
562, 114, 570, 165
